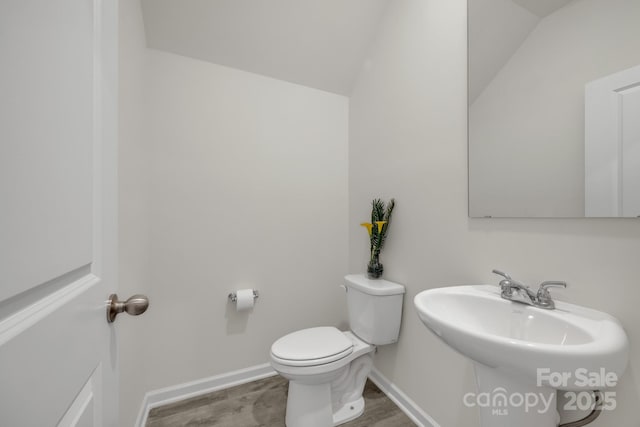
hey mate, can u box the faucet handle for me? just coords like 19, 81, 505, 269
536, 281, 567, 308
538, 281, 567, 294
492, 270, 515, 296
492, 269, 511, 280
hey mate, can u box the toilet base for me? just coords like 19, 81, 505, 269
284, 383, 366, 427
286, 381, 333, 427
333, 396, 364, 426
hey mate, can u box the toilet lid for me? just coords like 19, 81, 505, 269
271, 327, 353, 366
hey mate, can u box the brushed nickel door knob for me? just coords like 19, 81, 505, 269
107, 294, 149, 323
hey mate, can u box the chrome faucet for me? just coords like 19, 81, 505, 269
492, 270, 567, 310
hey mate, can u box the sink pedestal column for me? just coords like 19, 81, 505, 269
473, 363, 560, 427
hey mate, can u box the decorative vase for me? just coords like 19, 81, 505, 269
367, 254, 384, 279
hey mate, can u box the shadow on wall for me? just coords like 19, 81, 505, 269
225, 297, 252, 335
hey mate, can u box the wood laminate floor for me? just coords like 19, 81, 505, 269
146, 375, 417, 427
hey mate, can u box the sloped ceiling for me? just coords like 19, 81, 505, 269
141, 0, 390, 96
469, 0, 576, 103
511, 0, 574, 17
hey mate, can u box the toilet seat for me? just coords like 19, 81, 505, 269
271, 326, 354, 367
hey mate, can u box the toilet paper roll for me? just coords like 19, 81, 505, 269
235, 289, 255, 311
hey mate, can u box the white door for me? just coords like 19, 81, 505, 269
585, 64, 640, 217
0, 0, 119, 426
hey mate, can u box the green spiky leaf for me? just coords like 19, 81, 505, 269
368, 198, 395, 259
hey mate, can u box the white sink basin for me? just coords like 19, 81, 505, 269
414, 285, 629, 390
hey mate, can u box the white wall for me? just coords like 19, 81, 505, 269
469, 0, 640, 217
142, 46, 349, 389
349, 0, 640, 426
118, 2, 349, 424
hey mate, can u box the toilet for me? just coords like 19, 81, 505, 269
270, 274, 405, 427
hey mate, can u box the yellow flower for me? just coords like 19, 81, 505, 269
360, 222, 373, 236
375, 221, 387, 232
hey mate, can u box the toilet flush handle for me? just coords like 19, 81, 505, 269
339, 284, 348, 293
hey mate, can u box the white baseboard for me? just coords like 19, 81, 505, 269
135, 363, 277, 427
368, 368, 441, 427
135, 363, 440, 427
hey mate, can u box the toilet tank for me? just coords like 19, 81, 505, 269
344, 274, 405, 345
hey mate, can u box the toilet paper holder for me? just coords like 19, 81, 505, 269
228, 289, 259, 303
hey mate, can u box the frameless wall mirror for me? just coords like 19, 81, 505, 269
468, 0, 640, 218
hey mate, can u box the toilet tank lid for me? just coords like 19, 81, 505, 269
344, 274, 405, 296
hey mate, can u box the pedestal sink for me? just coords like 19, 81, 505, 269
414, 285, 628, 427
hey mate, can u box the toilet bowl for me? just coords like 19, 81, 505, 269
270, 274, 405, 427
270, 327, 374, 427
